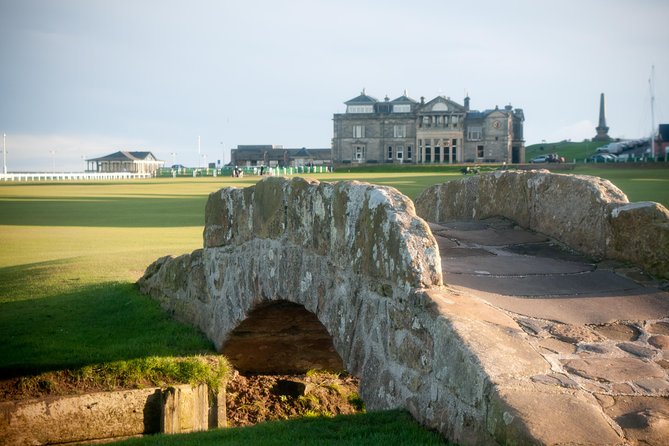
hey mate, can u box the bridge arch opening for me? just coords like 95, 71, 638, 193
221, 300, 345, 375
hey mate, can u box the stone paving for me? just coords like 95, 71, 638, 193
430, 218, 669, 445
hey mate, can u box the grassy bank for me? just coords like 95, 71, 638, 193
525, 140, 609, 161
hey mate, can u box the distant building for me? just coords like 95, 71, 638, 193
86, 151, 164, 174
230, 145, 331, 167
657, 124, 669, 157
332, 90, 525, 164
594, 93, 612, 142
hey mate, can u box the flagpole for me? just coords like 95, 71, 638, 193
3, 133, 6, 175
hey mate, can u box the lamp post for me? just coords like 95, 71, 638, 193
49, 150, 56, 174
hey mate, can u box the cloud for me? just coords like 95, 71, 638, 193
2, 133, 148, 172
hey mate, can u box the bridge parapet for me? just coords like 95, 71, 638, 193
416, 169, 669, 279
204, 177, 442, 289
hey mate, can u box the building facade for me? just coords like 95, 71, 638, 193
230, 145, 332, 167
332, 91, 525, 164
86, 151, 164, 174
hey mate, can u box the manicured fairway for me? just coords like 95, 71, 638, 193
572, 165, 669, 207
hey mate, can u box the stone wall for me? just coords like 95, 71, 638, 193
415, 169, 669, 279
0, 383, 225, 446
138, 177, 623, 444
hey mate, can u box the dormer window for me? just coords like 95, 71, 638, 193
347, 105, 374, 113
392, 104, 411, 113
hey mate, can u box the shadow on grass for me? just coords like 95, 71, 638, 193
0, 279, 214, 378
112, 409, 449, 446
0, 196, 207, 227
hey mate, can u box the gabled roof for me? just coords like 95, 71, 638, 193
87, 151, 160, 162
419, 96, 466, 113
287, 148, 331, 160
390, 93, 418, 104
293, 147, 311, 157
345, 90, 379, 105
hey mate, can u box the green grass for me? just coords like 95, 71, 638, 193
571, 165, 669, 208
525, 140, 610, 161
110, 409, 447, 446
0, 282, 217, 377
15, 355, 230, 399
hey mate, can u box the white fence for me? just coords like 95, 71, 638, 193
0, 172, 154, 182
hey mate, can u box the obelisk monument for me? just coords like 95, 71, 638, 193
594, 93, 611, 141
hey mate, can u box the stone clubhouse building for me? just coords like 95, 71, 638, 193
332, 90, 525, 165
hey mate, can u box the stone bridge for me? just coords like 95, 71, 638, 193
139, 175, 668, 445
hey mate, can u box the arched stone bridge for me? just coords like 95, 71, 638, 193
139, 176, 634, 445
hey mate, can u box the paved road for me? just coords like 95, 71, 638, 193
429, 218, 669, 445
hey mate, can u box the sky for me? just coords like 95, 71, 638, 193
1, 0, 668, 172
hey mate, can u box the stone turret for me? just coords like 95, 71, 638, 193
594, 93, 611, 141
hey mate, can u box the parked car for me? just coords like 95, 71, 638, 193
530, 153, 565, 163
588, 154, 617, 163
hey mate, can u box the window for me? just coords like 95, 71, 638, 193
388, 146, 393, 160
452, 115, 459, 128
396, 146, 404, 160
434, 146, 441, 163
393, 104, 410, 113
425, 140, 431, 162
393, 125, 406, 138
348, 105, 374, 113
468, 126, 482, 141
407, 145, 413, 160
477, 145, 484, 158
452, 138, 458, 146
355, 146, 365, 161
353, 125, 365, 138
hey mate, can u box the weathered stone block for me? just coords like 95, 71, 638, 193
609, 201, 669, 279
416, 170, 669, 278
